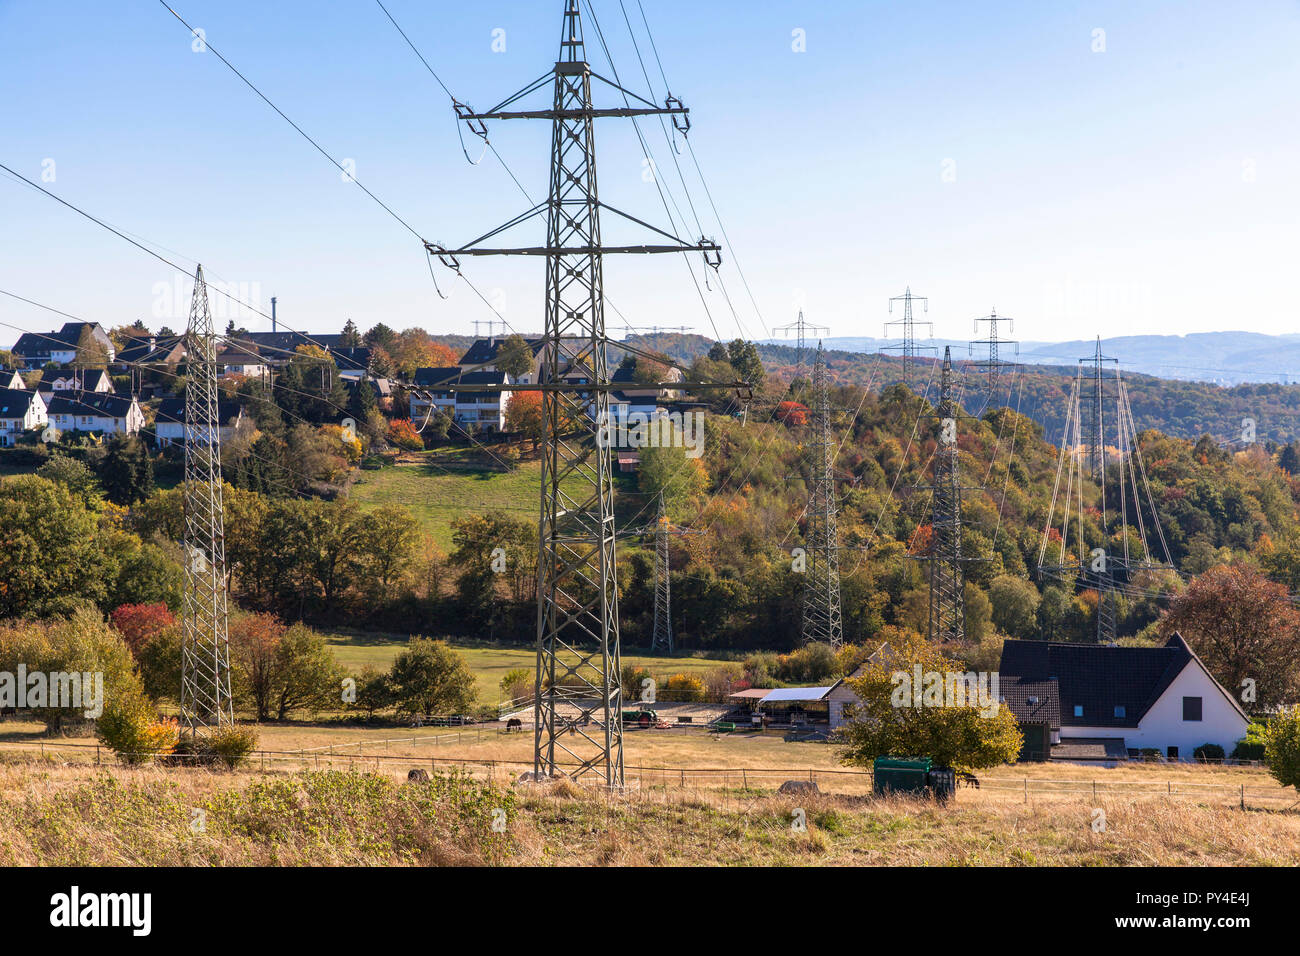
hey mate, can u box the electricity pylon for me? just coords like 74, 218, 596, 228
179, 265, 234, 734
884, 287, 934, 388
801, 343, 843, 648
435, 0, 720, 786
647, 492, 701, 654
912, 347, 977, 643
969, 308, 1018, 392
1082, 337, 1119, 641
774, 310, 828, 368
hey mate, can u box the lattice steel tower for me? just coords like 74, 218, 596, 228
179, 265, 234, 734
917, 347, 968, 643
801, 343, 844, 648
774, 310, 828, 368
884, 287, 934, 388
438, 1, 719, 785
969, 308, 1018, 392
651, 492, 673, 654
1082, 337, 1118, 641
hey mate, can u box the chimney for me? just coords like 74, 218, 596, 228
271, 296, 278, 333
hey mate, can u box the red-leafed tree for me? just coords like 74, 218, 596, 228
775, 401, 810, 426
110, 603, 177, 655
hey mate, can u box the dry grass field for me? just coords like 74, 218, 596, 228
0, 754, 1296, 866
0, 715, 1297, 866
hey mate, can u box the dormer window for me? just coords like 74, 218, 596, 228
1073, 705, 1083, 718
1114, 705, 1126, 718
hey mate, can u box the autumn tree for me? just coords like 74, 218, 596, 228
504, 390, 544, 448
837, 630, 1023, 772
1159, 564, 1300, 709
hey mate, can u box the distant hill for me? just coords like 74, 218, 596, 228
760, 331, 1300, 386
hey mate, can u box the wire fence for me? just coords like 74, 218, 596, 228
0, 738, 1294, 809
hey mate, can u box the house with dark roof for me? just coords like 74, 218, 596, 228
410, 367, 512, 431
998, 635, 1250, 764
1, 369, 25, 391
458, 336, 546, 382
0, 388, 47, 446
45, 390, 143, 437
11, 322, 115, 369
153, 398, 246, 448
115, 334, 186, 369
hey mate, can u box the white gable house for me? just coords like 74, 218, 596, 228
999, 634, 1250, 764
0, 388, 48, 446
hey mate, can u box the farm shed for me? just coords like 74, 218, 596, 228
757, 686, 834, 727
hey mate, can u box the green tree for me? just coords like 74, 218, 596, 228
96, 435, 155, 505
340, 318, 362, 348
387, 638, 477, 717
1265, 706, 1300, 792
495, 334, 535, 380
988, 574, 1041, 638
837, 631, 1023, 772
0, 475, 110, 618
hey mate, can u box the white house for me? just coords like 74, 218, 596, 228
11, 322, 115, 369
0, 388, 47, 446
999, 634, 1250, 764
44, 391, 144, 438
153, 398, 245, 448
1, 370, 25, 390
45, 368, 113, 394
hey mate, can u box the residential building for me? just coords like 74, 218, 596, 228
1, 369, 25, 390
0, 388, 47, 446
410, 367, 512, 432
153, 398, 245, 447
45, 368, 113, 394
45, 391, 144, 437
10, 322, 115, 369
999, 634, 1250, 764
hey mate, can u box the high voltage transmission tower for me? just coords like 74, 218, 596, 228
801, 343, 843, 648
179, 265, 234, 734
884, 287, 934, 388
968, 308, 1019, 392
647, 492, 701, 654
774, 310, 828, 368
911, 348, 980, 643
1037, 338, 1174, 643
432, 0, 723, 786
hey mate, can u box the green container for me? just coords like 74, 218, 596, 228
873, 756, 933, 797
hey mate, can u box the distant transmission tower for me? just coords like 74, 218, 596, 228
438, 0, 721, 785
913, 347, 976, 643
884, 287, 934, 388
774, 310, 828, 368
1083, 337, 1118, 641
179, 265, 234, 734
651, 493, 675, 654
969, 308, 1019, 392
801, 343, 843, 648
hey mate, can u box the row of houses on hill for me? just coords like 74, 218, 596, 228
409, 336, 682, 433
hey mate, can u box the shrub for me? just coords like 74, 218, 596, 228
498, 667, 533, 703
620, 665, 654, 701
1264, 705, 1300, 792
387, 418, 424, 451
1232, 720, 1269, 760
1193, 743, 1225, 761
207, 724, 260, 769
96, 688, 179, 765
661, 673, 707, 702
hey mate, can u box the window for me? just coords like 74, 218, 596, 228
1114, 705, 1126, 718
1073, 705, 1083, 718
1182, 696, 1203, 721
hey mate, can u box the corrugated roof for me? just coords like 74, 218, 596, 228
759, 686, 834, 703
728, 689, 771, 699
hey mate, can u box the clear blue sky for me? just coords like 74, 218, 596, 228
2, 0, 1298, 348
